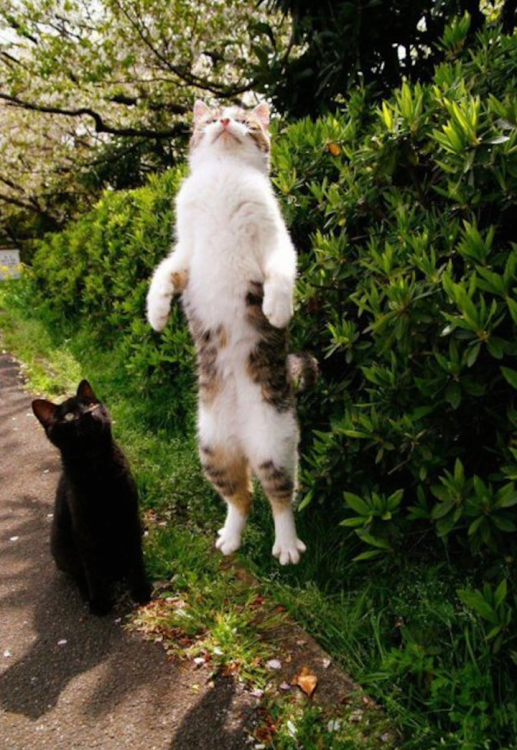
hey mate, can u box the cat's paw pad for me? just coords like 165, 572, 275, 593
147, 290, 172, 332
262, 285, 293, 329
272, 537, 306, 566
215, 528, 242, 556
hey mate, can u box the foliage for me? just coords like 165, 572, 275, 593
272, 25, 517, 570
28, 168, 198, 422
257, 0, 514, 116
0, 0, 288, 242
10, 21, 517, 749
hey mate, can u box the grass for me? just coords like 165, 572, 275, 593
2, 278, 517, 750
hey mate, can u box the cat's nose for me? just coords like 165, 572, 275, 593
220, 118, 230, 128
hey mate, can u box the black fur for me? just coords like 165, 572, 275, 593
32, 380, 151, 616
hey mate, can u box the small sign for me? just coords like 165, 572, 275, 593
0, 249, 21, 280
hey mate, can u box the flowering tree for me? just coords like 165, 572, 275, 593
0, 0, 287, 242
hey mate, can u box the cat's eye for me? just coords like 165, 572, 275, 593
64, 412, 76, 422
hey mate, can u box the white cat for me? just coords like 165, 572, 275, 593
147, 100, 313, 564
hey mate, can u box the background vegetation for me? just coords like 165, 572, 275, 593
1, 2, 517, 749
1, 0, 515, 246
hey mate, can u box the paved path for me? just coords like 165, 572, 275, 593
0, 352, 257, 750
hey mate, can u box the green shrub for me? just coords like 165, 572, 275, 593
31, 168, 195, 424
274, 27, 517, 564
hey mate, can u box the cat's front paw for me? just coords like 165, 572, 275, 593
215, 527, 242, 556
262, 282, 293, 329
147, 285, 173, 332
272, 537, 306, 566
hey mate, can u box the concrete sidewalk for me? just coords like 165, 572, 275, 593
0, 352, 257, 750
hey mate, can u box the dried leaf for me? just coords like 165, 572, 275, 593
293, 666, 318, 697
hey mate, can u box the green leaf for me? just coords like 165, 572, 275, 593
491, 516, 516, 532
357, 531, 392, 549
344, 492, 370, 515
340, 430, 371, 439
432, 499, 455, 519
353, 549, 385, 562
494, 579, 508, 608
458, 590, 499, 624
445, 382, 462, 409
341, 517, 367, 528
501, 367, 517, 390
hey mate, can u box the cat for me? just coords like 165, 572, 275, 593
146, 100, 317, 565
32, 380, 152, 615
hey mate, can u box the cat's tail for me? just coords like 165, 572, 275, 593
287, 353, 319, 393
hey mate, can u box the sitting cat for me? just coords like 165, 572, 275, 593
32, 380, 151, 615
146, 101, 316, 565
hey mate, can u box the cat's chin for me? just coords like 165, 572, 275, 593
212, 130, 242, 148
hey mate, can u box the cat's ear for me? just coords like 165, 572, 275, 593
77, 379, 98, 402
32, 399, 58, 428
193, 100, 211, 125
252, 102, 270, 129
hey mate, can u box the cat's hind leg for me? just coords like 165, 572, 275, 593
200, 442, 252, 555
198, 399, 252, 554
196, 327, 252, 555
243, 401, 306, 565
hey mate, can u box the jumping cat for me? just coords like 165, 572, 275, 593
146, 101, 317, 564
32, 380, 152, 615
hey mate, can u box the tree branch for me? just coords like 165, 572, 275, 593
110, 0, 251, 99
0, 191, 40, 212
0, 93, 188, 139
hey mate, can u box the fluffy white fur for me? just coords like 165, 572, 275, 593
147, 101, 306, 564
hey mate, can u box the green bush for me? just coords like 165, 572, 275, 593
31, 168, 196, 425
28, 21, 517, 748
275, 27, 517, 571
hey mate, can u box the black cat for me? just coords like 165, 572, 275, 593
32, 380, 152, 615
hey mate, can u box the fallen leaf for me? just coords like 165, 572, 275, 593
293, 666, 318, 698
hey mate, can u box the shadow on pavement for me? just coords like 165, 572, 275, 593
0, 493, 180, 721
169, 676, 255, 750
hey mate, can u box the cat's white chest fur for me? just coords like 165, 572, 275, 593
179, 158, 267, 332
